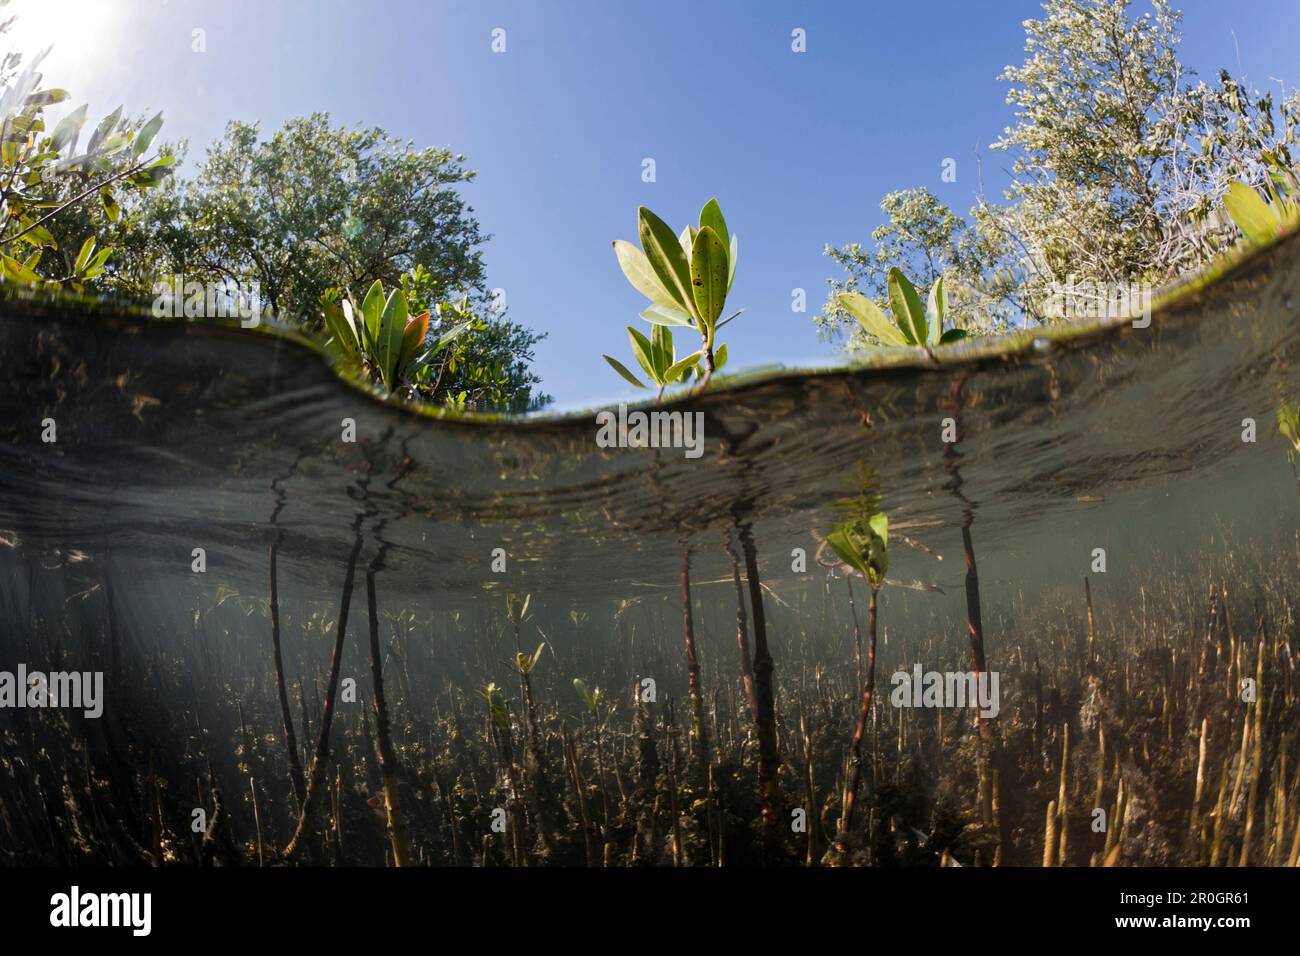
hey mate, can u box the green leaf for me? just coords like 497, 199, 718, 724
340, 298, 364, 349
925, 276, 944, 347
397, 310, 430, 376
664, 351, 702, 381
637, 206, 697, 318
678, 225, 696, 261
86, 246, 113, 272
887, 268, 927, 345
133, 111, 163, 159
727, 233, 738, 292
49, 104, 88, 153
24, 150, 58, 170
1224, 181, 1278, 245
23, 89, 69, 107
506, 592, 532, 624
323, 296, 360, 354
651, 322, 672, 378
627, 325, 657, 381
376, 288, 409, 388
574, 678, 595, 712
689, 225, 728, 330
699, 198, 729, 250
639, 302, 696, 327
96, 131, 131, 157
73, 237, 96, 274
430, 317, 473, 356
1, 253, 41, 285
126, 165, 173, 189
15, 223, 56, 249
838, 291, 909, 346
613, 239, 682, 313
714, 342, 728, 370
360, 279, 385, 352
938, 328, 968, 344
86, 105, 120, 156
826, 529, 871, 579
99, 186, 120, 223
867, 514, 889, 580
604, 354, 646, 389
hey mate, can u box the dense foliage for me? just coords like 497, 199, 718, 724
101, 114, 487, 324
0, 27, 173, 289
0, 47, 550, 413
818, 0, 1300, 348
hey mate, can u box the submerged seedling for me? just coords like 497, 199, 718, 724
505, 592, 532, 628
514, 642, 546, 675
573, 677, 604, 714
824, 476, 889, 852
1279, 400, 1300, 508
573, 677, 614, 730
477, 681, 511, 733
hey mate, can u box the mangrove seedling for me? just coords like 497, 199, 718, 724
574, 676, 616, 828
1279, 400, 1300, 457
1279, 400, 1300, 507
573, 677, 600, 710
514, 642, 546, 676
574, 678, 616, 737
825, 488, 889, 851
477, 681, 511, 733
505, 592, 532, 629
478, 681, 527, 864
837, 268, 967, 348
603, 323, 728, 399
612, 198, 742, 390
321, 279, 473, 393
1224, 173, 1299, 247
508, 628, 561, 852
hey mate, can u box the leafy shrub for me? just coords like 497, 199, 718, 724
836, 268, 967, 348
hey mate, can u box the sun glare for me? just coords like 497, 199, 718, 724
3, 0, 123, 90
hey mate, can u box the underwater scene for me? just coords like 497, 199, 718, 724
5, 1, 1300, 940
2, 229, 1296, 871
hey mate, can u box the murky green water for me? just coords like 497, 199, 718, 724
0, 235, 1296, 867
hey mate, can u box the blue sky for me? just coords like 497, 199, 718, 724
12, 0, 1300, 408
